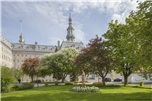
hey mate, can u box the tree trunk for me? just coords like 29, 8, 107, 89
82, 70, 86, 87
61, 77, 65, 83
102, 78, 106, 86
124, 75, 128, 86
31, 75, 34, 82
61, 74, 67, 83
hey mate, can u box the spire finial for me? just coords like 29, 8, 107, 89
20, 20, 22, 34
69, 12, 71, 18
69, 10, 72, 22
19, 20, 25, 44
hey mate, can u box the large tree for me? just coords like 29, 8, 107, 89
75, 35, 113, 85
103, 1, 152, 85
103, 22, 139, 85
126, 1, 152, 69
41, 48, 79, 82
21, 57, 40, 82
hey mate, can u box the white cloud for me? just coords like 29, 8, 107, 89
2, 0, 146, 45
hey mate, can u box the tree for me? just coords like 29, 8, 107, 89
102, 1, 152, 85
1, 66, 15, 92
126, 1, 152, 69
11, 68, 23, 80
41, 48, 79, 82
103, 22, 139, 85
75, 35, 113, 85
21, 58, 40, 82
59, 48, 79, 82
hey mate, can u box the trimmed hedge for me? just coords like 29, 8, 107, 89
65, 82, 73, 85
32, 80, 41, 83
12, 83, 34, 90
139, 81, 144, 86
92, 82, 104, 87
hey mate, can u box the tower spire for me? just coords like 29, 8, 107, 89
66, 13, 75, 42
20, 20, 22, 34
19, 20, 25, 44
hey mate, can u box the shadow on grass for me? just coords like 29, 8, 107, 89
2, 86, 151, 101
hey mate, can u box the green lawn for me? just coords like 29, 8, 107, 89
1, 85, 152, 101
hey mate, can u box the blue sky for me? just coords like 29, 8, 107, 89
1, 0, 145, 46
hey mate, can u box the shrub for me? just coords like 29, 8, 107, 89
12, 84, 20, 90
55, 82, 58, 86
93, 82, 104, 87
1, 66, 15, 93
44, 82, 48, 86
65, 82, 73, 85
70, 86, 100, 93
139, 81, 144, 86
12, 83, 34, 91
21, 83, 34, 89
32, 80, 41, 83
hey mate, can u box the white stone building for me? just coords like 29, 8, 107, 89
0, 36, 13, 67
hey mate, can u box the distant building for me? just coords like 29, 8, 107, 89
58, 14, 84, 51
0, 14, 84, 69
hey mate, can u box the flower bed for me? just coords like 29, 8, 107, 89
70, 86, 100, 93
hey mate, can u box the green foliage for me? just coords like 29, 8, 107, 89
102, 1, 152, 85
92, 82, 104, 87
139, 81, 144, 87
21, 58, 40, 82
65, 82, 73, 85
21, 83, 34, 89
1, 66, 15, 93
12, 83, 34, 90
126, 1, 152, 69
55, 82, 59, 85
75, 35, 113, 85
44, 82, 49, 86
12, 84, 20, 90
32, 80, 41, 83
11, 68, 23, 80
41, 48, 79, 82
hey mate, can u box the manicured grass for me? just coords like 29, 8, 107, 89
1, 85, 152, 101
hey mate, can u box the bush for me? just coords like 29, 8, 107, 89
139, 81, 144, 86
1, 66, 15, 93
12, 83, 34, 90
32, 80, 41, 83
44, 82, 48, 86
21, 83, 34, 89
93, 82, 104, 87
65, 82, 73, 85
70, 86, 100, 93
12, 84, 20, 90
55, 82, 58, 86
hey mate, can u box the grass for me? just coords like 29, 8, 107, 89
1, 85, 152, 101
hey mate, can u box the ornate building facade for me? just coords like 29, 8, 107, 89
0, 15, 84, 69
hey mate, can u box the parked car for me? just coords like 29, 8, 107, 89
114, 78, 122, 82
104, 78, 111, 82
